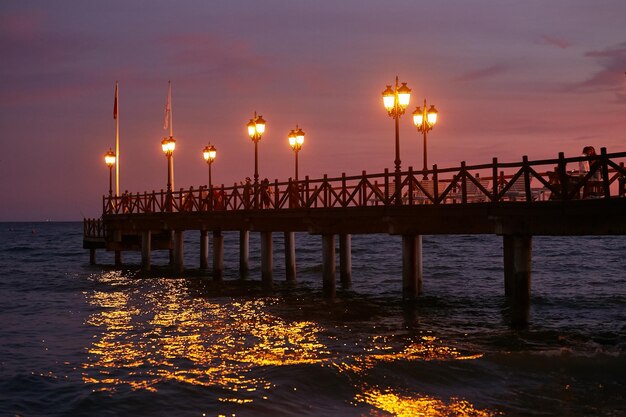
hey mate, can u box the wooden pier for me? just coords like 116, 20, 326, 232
84, 149, 626, 325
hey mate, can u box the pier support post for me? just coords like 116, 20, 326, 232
322, 234, 336, 297
89, 249, 96, 265
141, 230, 151, 271
200, 230, 209, 270
113, 230, 122, 267
261, 232, 273, 288
284, 232, 296, 282
173, 230, 184, 274
239, 230, 250, 279
339, 234, 352, 288
402, 234, 423, 298
114, 251, 122, 267
503, 235, 532, 326
213, 230, 224, 281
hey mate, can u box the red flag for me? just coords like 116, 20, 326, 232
113, 82, 118, 120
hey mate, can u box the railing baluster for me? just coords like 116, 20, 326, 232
601, 147, 610, 199
461, 161, 467, 204
523, 155, 532, 202
433, 164, 439, 205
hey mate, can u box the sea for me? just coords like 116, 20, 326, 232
1, 222, 625, 417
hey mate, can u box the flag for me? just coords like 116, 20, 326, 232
164, 81, 171, 130
113, 81, 118, 119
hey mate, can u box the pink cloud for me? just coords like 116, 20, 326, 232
539, 35, 571, 49
0, 9, 46, 40
455, 64, 508, 82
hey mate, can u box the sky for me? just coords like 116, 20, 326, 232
1, 0, 625, 221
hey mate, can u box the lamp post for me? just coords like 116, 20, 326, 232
104, 148, 116, 196
412, 99, 439, 179
247, 112, 266, 208
288, 125, 305, 181
161, 136, 176, 192
202, 144, 217, 188
382, 76, 411, 174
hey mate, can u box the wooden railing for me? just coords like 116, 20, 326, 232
84, 217, 106, 239
102, 149, 626, 215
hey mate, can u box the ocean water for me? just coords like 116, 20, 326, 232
1, 222, 625, 417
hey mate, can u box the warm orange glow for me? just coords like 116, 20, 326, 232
248, 113, 266, 140
161, 136, 176, 155
382, 85, 395, 111
288, 126, 305, 151
247, 119, 256, 138
82, 278, 328, 399
355, 386, 498, 417
427, 105, 438, 126
104, 149, 116, 167
202, 144, 217, 162
412, 107, 424, 127
255, 115, 266, 135
397, 82, 411, 108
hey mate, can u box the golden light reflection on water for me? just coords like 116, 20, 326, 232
82, 275, 328, 401
82, 272, 494, 414
355, 387, 499, 417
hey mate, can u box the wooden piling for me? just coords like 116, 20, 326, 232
89, 248, 96, 265
402, 234, 423, 298
503, 234, 532, 326
141, 230, 151, 271
239, 230, 249, 278
339, 233, 352, 287
200, 230, 209, 270
261, 231, 273, 288
173, 230, 184, 274
284, 231, 296, 282
114, 251, 122, 267
322, 234, 336, 297
212, 230, 224, 281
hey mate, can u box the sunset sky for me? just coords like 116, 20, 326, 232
1, 0, 625, 221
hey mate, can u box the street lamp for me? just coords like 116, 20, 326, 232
412, 99, 439, 179
104, 148, 116, 196
247, 112, 266, 208
288, 125, 305, 181
202, 144, 217, 188
382, 76, 411, 174
161, 136, 176, 192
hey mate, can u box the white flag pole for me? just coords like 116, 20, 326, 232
115, 81, 120, 196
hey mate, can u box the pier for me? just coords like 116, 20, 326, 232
84, 149, 626, 325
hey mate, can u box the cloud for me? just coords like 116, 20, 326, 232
538, 35, 571, 49
574, 42, 626, 96
455, 64, 509, 82
158, 33, 269, 84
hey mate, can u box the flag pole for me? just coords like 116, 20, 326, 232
168, 80, 173, 138
115, 81, 120, 196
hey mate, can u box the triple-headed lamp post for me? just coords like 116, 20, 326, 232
161, 136, 176, 192
202, 144, 217, 188
412, 100, 439, 179
288, 126, 305, 181
382, 76, 411, 174
104, 148, 116, 196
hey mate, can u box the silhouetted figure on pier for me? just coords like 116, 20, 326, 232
261, 178, 272, 208
581, 146, 602, 198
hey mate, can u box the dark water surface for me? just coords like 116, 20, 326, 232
1, 222, 624, 416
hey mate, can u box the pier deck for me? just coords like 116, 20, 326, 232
84, 149, 626, 325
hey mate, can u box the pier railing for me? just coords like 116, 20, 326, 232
103, 149, 626, 215
84, 217, 106, 239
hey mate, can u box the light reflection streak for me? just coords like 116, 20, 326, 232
355, 386, 499, 417
82, 277, 327, 403
82, 274, 494, 414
